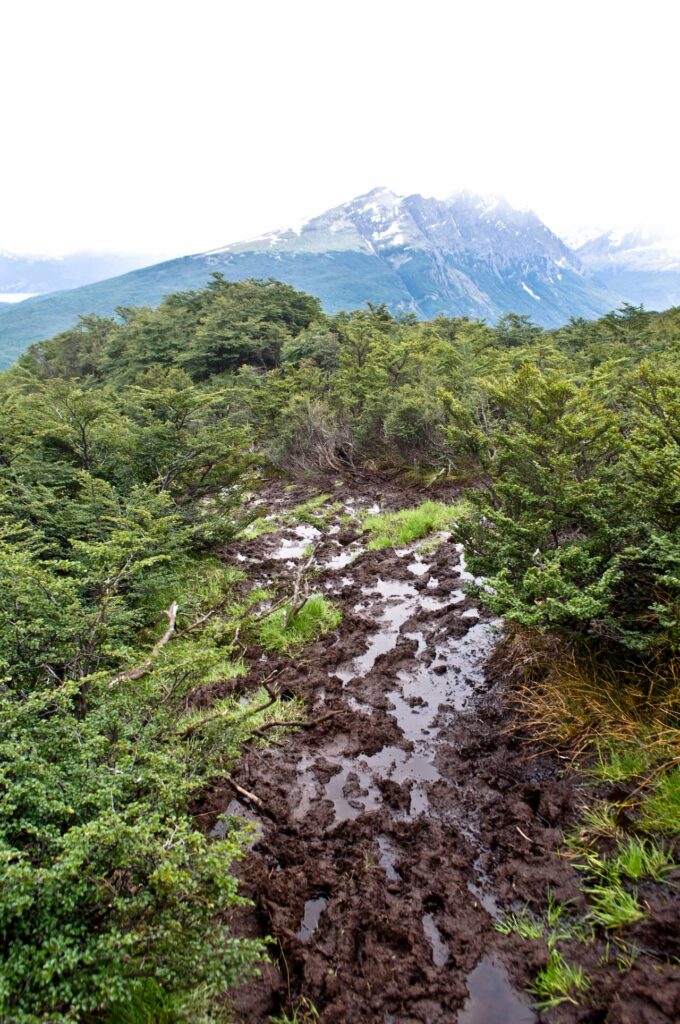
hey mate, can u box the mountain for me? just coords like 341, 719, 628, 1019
576, 229, 680, 311
0, 188, 621, 368
0, 250, 155, 302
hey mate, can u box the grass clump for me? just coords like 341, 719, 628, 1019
610, 837, 675, 881
286, 494, 338, 527
641, 766, 680, 835
529, 950, 589, 1009
496, 894, 588, 949
495, 907, 544, 941
270, 996, 320, 1023
363, 500, 466, 550
238, 515, 280, 540
591, 741, 651, 783
584, 881, 645, 930
258, 594, 341, 653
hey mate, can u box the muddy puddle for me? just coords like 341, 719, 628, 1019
199, 480, 679, 1023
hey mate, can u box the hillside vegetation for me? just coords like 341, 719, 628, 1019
1, 275, 678, 1020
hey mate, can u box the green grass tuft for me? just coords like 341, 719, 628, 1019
641, 766, 680, 835
610, 837, 675, 882
362, 500, 467, 550
238, 515, 280, 540
285, 494, 338, 527
590, 741, 651, 783
584, 880, 645, 929
529, 950, 589, 1009
258, 595, 342, 653
494, 907, 544, 941
269, 996, 319, 1024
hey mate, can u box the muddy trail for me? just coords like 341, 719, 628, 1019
197, 481, 680, 1024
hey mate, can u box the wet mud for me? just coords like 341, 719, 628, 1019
196, 479, 680, 1023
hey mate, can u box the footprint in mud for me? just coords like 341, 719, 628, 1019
297, 895, 328, 942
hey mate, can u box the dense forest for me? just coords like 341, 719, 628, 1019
1, 275, 678, 1021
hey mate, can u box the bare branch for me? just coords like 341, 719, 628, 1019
108, 601, 178, 687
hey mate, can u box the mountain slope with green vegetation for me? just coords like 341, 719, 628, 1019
1, 276, 678, 1020
0, 188, 627, 368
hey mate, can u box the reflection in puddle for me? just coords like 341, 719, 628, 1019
421, 590, 465, 612
422, 913, 449, 966
461, 607, 480, 620
319, 572, 501, 822
458, 957, 536, 1023
407, 555, 430, 576
466, 881, 500, 918
271, 523, 321, 560
210, 798, 263, 846
334, 578, 420, 685
326, 548, 358, 570
298, 896, 327, 941
377, 835, 401, 880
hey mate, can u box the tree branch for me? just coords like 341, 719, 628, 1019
108, 601, 178, 686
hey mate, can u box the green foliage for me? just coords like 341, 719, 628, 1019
257, 595, 342, 653
456, 359, 680, 658
4, 277, 680, 1018
0, 327, 275, 1018
363, 501, 466, 550
591, 742, 651, 783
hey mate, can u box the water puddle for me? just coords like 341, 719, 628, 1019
376, 835, 401, 880
466, 881, 500, 918
317, 569, 500, 823
298, 896, 327, 942
461, 607, 480, 620
458, 957, 536, 1023
334, 578, 420, 684
323, 758, 383, 821
326, 545, 362, 570
421, 590, 465, 612
407, 555, 430, 576
422, 913, 449, 966
271, 523, 321, 560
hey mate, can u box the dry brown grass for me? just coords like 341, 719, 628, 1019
495, 627, 680, 769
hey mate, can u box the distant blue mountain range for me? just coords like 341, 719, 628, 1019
1, 188, 678, 368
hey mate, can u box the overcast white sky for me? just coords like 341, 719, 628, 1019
1, 0, 678, 257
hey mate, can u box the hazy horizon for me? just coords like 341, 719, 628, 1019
2, 0, 678, 259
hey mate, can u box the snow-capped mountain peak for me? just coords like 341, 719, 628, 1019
202, 187, 614, 325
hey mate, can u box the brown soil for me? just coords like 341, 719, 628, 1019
195, 479, 680, 1024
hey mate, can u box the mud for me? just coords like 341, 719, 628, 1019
195, 479, 680, 1023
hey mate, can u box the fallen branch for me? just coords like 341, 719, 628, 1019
109, 602, 178, 687
282, 546, 317, 629
225, 775, 263, 808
